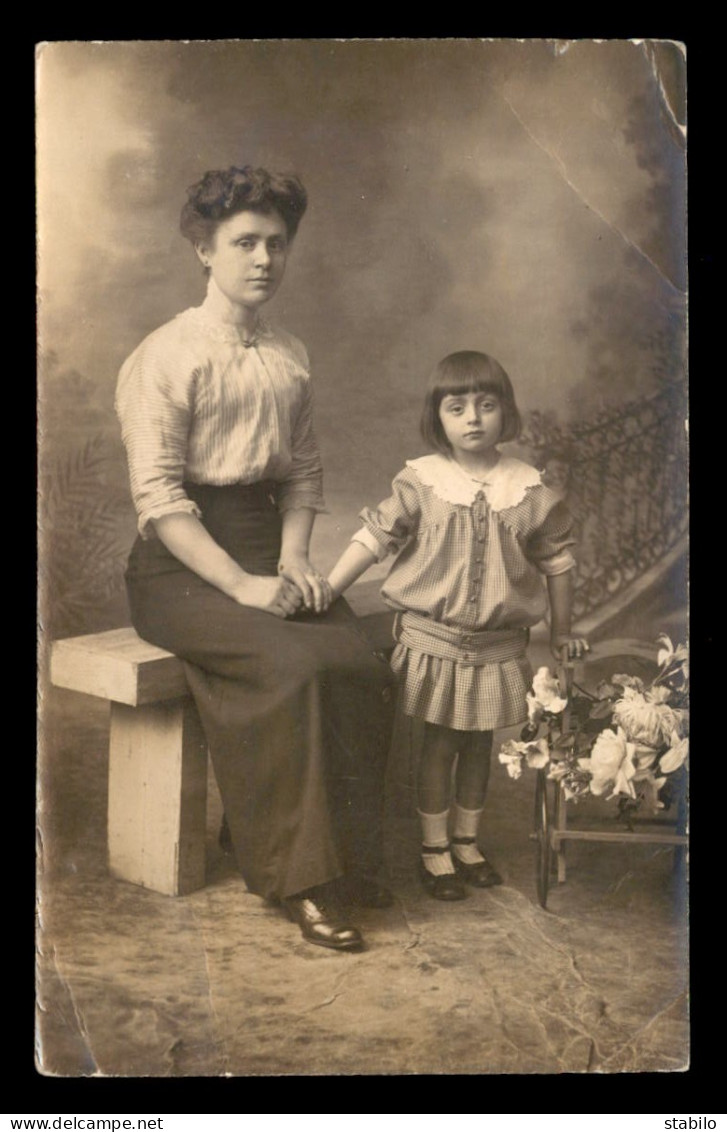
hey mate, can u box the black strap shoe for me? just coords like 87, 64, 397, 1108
282, 885, 364, 950
451, 837, 503, 887
419, 846, 467, 901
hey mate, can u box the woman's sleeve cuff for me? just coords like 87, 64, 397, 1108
276, 480, 327, 513
138, 499, 203, 540
277, 497, 328, 515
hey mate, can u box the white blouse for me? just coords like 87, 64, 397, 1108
115, 294, 325, 538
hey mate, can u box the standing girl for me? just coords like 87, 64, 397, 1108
327, 351, 588, 900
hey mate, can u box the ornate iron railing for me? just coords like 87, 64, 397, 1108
520, 383, 688, 621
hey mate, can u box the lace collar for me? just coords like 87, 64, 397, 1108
181, 304, 275, 347
407, 453, 543, 511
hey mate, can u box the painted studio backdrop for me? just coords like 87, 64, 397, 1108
36, 37, 689, 1081
37, 39, 687, 641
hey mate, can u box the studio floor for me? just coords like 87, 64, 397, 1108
36, 621, 689, 1079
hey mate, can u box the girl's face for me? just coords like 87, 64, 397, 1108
438, 390, 503, 457
195, 208, 289, 312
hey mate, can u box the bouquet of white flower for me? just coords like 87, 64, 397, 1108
497, 635, 689, 824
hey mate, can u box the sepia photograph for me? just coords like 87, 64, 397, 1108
36, 38, 688, 1078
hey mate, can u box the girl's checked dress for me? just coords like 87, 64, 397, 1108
352, 453, 577, 732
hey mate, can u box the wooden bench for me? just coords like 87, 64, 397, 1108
50, 603, 396, 898
51, 629, 209, 897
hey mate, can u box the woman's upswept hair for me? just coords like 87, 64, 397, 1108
420, 350, 522, 454
180, 165, 308, 245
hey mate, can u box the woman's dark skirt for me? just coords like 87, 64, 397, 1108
125, 482, 396, 902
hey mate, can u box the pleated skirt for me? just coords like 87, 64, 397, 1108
125, 481, 396, 902
390, 613, 532, 732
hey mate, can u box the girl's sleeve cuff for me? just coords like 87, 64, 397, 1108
351, 526, 389, 562
538, 550, 577, 576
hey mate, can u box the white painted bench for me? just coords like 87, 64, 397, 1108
50, 600, 396, 898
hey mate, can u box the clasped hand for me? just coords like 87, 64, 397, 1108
231, 560, 332, 619
278, 555, 333, 615
228, 574, 300, 618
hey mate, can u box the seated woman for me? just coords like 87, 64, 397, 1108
115, 165, 395, 950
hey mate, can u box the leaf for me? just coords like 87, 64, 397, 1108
589, 700, 615, 720
569, 695, 596, 726
551, 731, 577, 755
581, 716, 614, 736
41, 432, 133, 636
611, 673, 646, 691
656, 633, 675, 668
659, 736, 688, 774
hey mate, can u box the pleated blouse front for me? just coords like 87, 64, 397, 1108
115, 294, 325, 539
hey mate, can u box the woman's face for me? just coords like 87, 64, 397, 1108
196, 208, 289, 312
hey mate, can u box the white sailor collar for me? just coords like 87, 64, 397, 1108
406, 453, 543, 511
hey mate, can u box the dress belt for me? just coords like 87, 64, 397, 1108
393, 611, 529, 667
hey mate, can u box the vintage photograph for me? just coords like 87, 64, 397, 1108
37, 38, 688, 1077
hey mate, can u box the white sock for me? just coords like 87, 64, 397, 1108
452, 804, 486, 865
418, 809, 455, 876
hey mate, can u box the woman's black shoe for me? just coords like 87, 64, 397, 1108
418, 849, 467, 901
282, 885, 364, 950
451, 837, 503, 887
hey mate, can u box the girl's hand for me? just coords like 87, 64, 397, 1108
231, 574, 303, 619
278, 555, 333, 614
551, 634, 590, 662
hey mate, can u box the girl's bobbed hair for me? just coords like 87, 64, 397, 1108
420, 350, 522, 454
180, 165, 308, 246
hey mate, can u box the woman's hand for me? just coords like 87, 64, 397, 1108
152, 513, 303, 618
550, 633, 590, 663
278, 555, 333, 614
232, 574, 303, 619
